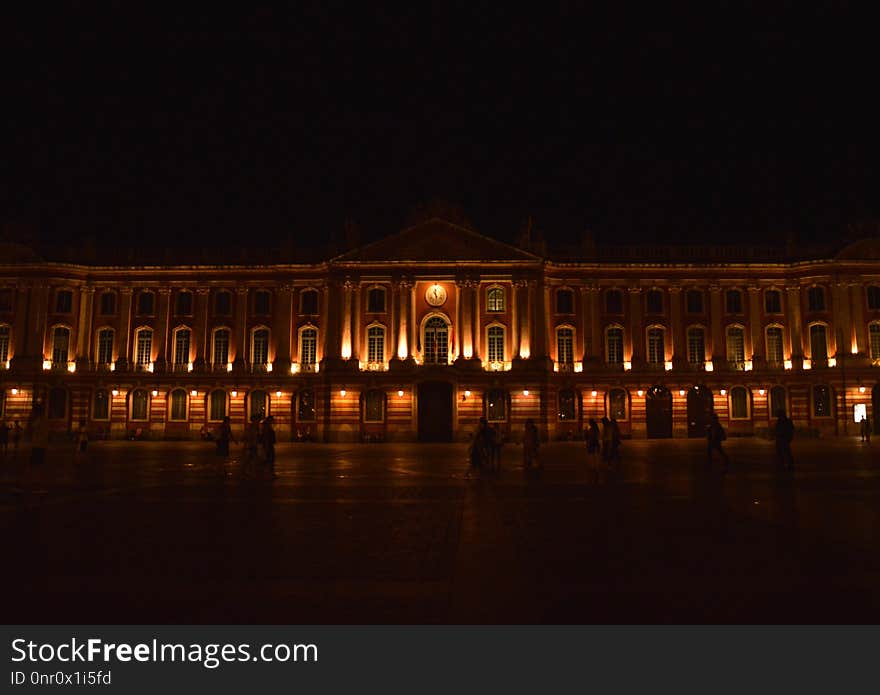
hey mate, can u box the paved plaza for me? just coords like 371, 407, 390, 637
2, 435, 879, 623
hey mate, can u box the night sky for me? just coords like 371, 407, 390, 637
3, 7, 879, 258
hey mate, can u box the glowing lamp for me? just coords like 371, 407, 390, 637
464, 390, 471, 398
591, 389, 598, 397
275, 390, 282, 398
42, 360, 51, 370
291, 363, 300, 374
523, 389, 530, 396
859, 386, 866, 394
758, 389, 765, 396
226, 362, 232, 372
744, 360, 753, 371
67, 362, 76, 373
340, 389, 347, 397
802, 359, 811, 370
190, 390, 198, 397
704, 362, 714, 372
109, 363, 116, 371
112, 389, 120, 397
783, 359, 793, 370
231, 390, 238, 398
637, 389, 644, 397
266, 363, 273, 372
827, 357, 837, 368
720, 388, 727, 396
664, 361, 673, 371
11, 387, 19, 395
151, 389, 158, 397
147, 362, 154, 373
187, 362, 193, 372
679, 389, 685, 396
623, 361, 632, 371
397, 389, 404, 397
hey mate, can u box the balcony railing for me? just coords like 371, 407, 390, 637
248, 362, 271, 374
364, 361, 387, 372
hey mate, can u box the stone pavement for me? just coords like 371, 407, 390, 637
1, 436, 879, 623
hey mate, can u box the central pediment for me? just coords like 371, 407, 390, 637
332, 218, 541, 263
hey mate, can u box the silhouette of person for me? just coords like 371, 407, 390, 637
861, 415, 872, 444
774, 411, 795, 471
706, 413, 730, 471
523, 418, 540, 469
262, 415, 277, 479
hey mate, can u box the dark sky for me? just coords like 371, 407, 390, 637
3, 6, 879, 256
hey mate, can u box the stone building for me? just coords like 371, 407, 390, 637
1, 219, 879, 441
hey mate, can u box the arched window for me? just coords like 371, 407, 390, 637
253, 290, 271, 316
300, 289, 319, 315
765, 290, 782, 314
556, 327, 573, 365
687, 326, 706, 365
807, 286, 825, 312
558, 389, 576, 421
99, 291, 116, 315
765, 325, 784, 364
605, 289, 623, 314
809, 323, 828, 361
55, 289, 73, 314
137, 290, 155, 316
607, 388, 628, 421
605, 326, 624, 364
212, 328, 230, 366
486, 389, 507, 422
812, 385, 832, 418
646, 289, 663, 314
169, 389, 188, 421
770, 386, 787, 417
135, 328, 153, 367
214, 290, 232, 316
249, 390, 268, 420
646, 326, 665, 365
556, 288, 574, 314
52, 326, 70, 364
367, 287, 386, 313
173, 327, 191, 367
488, 325, 506, 363
423, 316, 448, 365
686, 289, 703, 313
726, 325, 745, 366
251, 327, 270, 365
0, 324, 11, 364
209, 390, 227, 421
868, 286, 880, 311
726, 289, 743, 314
487, 287, 505, 313
175, 290, 193, 316
93, 389, 110, 420
870, 323, 880, 361
299, 326, 318, 368
363, 390, 385, 422
130, 389, 149, 421
729, 386, 750, 419
297, 389, 316, 421
48, 387, 67, 419
367, 325, 385, 364
96, 328, 114, 365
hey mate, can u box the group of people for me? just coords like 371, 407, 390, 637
704, 410, 796, 473
0, 417, 23, 458
468, 417, 505, 475
583, 417, 622, 465
214, 414, 277, 479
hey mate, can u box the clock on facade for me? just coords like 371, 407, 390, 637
425, 284, 447, 306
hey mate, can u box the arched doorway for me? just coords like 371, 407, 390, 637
645, 385, 672, 439
418, 381, 453, 441
686, 385, 713, 438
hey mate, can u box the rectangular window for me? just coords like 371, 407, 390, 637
489, 326, 506, 363
170, 390, 188, 421
135, 330, 152, 366
367, 326, 385, 363
93, 390, 109, 420
726, 290, 743, 314
175, 291, 193, 316
686, 290, 703, 314
687, 328, 705, 364
871, 324, 880, 361
97, 329, 114, 365
252, 328, 269, 365
300, 328, 317, 365
300, 290, 319, 315
0, 289, 13, 312
174, 329, 191, 366
0, 325, 9, 363
605, 290, 623, 314
726, 327, 745, 364
766, 327, 784, 363
646, 291, 663, 314
647, 327, 665, 365
214, 291, 231, 316
364, 391, 384, 422
52, 327, 70, 364
254, 291, 271, 315
810, 325, 827, 361
605, 328, 623, 364
367, 288, 385, 313
556, 290, 574, 314
765, 290, 782, 314
100, 292, 116, 315
808, 287, 825, 312
137, 291, 154, 316
213, 329, 229, 365
55, 290, 73, 314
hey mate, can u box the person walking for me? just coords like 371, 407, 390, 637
261, 415, 277, 480
706, 413, 730, 472
215, 416, 236, 476
75, 420, 89, 456
774, 411, 795, 471
12, 420, 22, 456
861, 415, 872, 444
523, 418, 540, 470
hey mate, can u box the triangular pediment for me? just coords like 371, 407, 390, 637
332, 218, 541, 263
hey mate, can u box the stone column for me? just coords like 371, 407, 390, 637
233, 288, 248, 369
785, 285, 803, 361
154, 287, 171, 371
11, 284, 31, 366
747, 285, 762, 364
322, 282, 340, 361
397, 279, 411, 360
341, 279, 353, 360
709, 285, 723, 366
588, 285, 601, 363
628, 286, 643, 366
192, 288, 210, 370
832, 281, 850, 358
471, 280, 482, 362
75, 286, 95, 369
579, 285, 589, 362
510, 282, 519, 361
352, 283, 362, 363
526, 280, 536, 359
542, 283, 552, 361
409, 283, 416, 361
669, 286, 684, 367
850, 282, 867, 356
454, 281, 464, 360
273, 283, 294, 373
459, 280, 472, 359
116, 287, 134, 370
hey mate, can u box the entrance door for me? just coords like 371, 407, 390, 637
418, 381, 453, 442
687, 385, 713, 438
645, 385, 673, 439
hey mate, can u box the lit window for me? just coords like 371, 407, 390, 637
647, 327, 665, 365
605, 327, 623, 364
423, 317, 448, 365
174, 328, 191, 367
687, 327, 705, 364
488, 325, 505, 363
487, 287, 505, 313
212, 329, 230, 365
765, 326, 784, 364
300, 328, 317, 366
252, 328, 270, 365
726, 326, 745, 365
52, 326, 70, 364
135, 329, 153, 367
367, 325, 385, 363
97, 328, 114, 365
0, 324, 10, 364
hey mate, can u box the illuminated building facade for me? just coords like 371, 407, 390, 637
2, 219, 880, 441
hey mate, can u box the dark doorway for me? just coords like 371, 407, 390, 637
645, 385, 673, 439
418, 381, 453, 442
687, 385, 713, 438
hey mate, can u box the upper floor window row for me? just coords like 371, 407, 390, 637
726, 289, 743, 314
868, 286, 880, 311
765, 289, 782, 314
807, 286, 826, 312
367, 287, 385, 313
556, 289, 574, 315
55, 289, 73, 314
